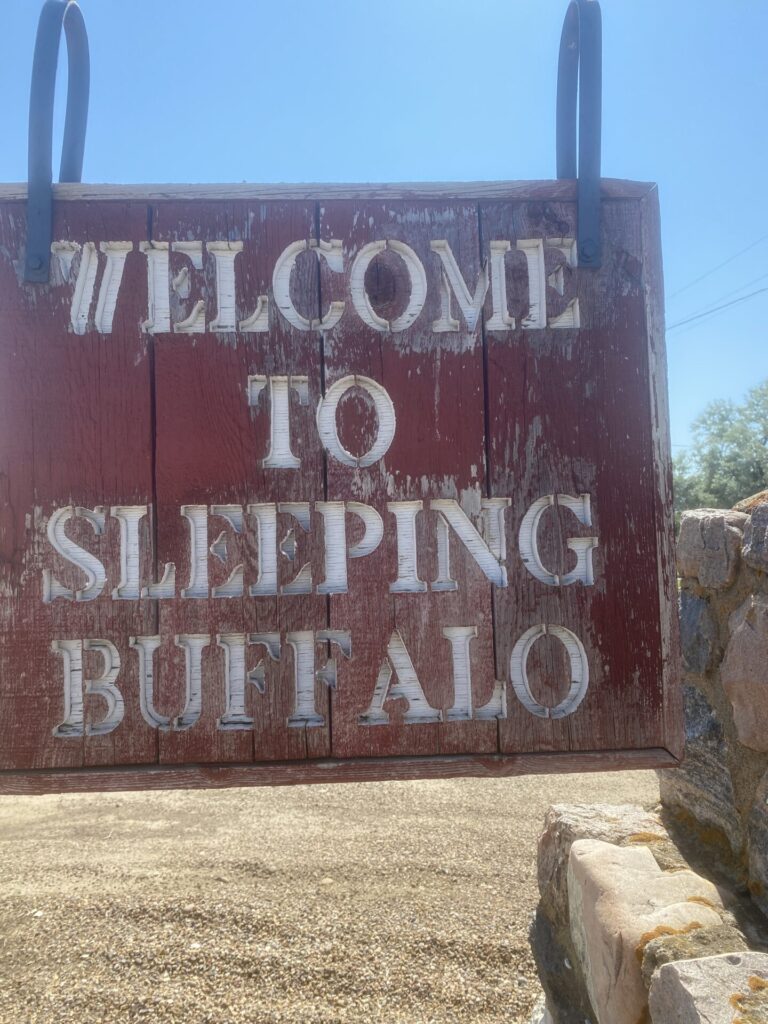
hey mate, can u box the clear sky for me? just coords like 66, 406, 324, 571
0, 0, 766, 454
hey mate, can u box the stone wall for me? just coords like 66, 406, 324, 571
529, 497, 768, 1023
529, 804, 768, 1023
663, 497, 768, 913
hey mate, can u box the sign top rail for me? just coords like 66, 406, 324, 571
0, 178, 656, 203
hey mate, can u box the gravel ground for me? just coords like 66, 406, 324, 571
0, 771, 659, 1024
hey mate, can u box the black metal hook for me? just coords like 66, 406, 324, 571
557, 0, 602, 269
24, 0, 89, 283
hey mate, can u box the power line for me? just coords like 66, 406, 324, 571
665, 269, 768, 333
697, 269, 768, 308
670, 306, 737, 340
668, 230, 768, 300
667, 286, 768, 332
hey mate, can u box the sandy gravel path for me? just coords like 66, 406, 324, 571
0, 771, 658, 1024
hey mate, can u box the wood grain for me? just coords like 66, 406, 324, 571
0, 200, 156, 772
319, 200, 497, 759
149, 200, 330, 764
0, 748, 680, 796
479, 198, 668, 757
640, 186, 683, 760
0, 180, 655, 202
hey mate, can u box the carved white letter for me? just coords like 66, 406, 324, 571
444, 625, 478, 721
315, 501, 384, 594
43, 506, 107, 603
217, 632, 280, 729
173, 634, 210, 730
546, 237, 580, 328
272, 239, 344, 332
315, 502, 346, 594
130, 635, 171, 731
95, 242, 132, 333
279, 502, 313, 596
248, 375, 309, 469
485, 241, 515, 332
209, 504, 244, 599
510, 624, 589, 719
70, 242, 98, 334
181, 505, 209, 599
516, 239, 546, 329
557, 493, 598, 585
430, 499, 509, 588
286, 630, 351, 728
112, 505, 175, 602
111, 505, 146, 601
248, 503, 278, 596
518, 493, 598, 586
317, 375, 396, 468
171, 241, 205, 333
51, 639, 84, 737
349, 240, 427, 332
359, 631, 441, 725
430, 240, 488, 333
388, 501, 427, 593
515, 238, 580, 330
52, 638, 124, 737
207, 241, 243, 333
140, 242, 170, 333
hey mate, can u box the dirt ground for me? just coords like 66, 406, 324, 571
0, 771, 659, 1024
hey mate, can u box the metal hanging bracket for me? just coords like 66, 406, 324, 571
22, 3, 597, 277
557, 0, 602, 269
24, 0, 89, 283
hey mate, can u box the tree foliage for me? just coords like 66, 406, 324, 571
673, 379, 768, 513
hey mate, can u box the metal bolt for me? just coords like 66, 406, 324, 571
580, 239, 597, 261
28, 256, 43, 271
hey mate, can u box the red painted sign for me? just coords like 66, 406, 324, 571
0, 179, 681, 794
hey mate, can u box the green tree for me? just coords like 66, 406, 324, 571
673, 379, 768, 514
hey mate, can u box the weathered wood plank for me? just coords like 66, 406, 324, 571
479, 198, 668, 756
0, 200, 157, 772
148, 200, 331, 764
0, 179, 656, 203
0, 748, 680, 796
319, 200, 498, 759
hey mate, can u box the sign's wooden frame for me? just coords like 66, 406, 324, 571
0, 178, 681, 795
0, 748, 678, 797
0, 179, 651, 202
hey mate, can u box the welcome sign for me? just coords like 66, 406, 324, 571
0, 179, 681, 793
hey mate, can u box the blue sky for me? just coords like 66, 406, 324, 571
0, 0, 766, 453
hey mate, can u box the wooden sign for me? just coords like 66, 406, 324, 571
0, 179, 681, 794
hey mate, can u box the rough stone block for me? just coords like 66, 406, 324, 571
537, 804, 673, 919
677, 509, 748, 589
721, 597, 768, 753
743, 503, 768, 572
533, 806, 676, 1024
648, 952, 768, 1023
568, 839, 723, 1024
748, 769, 768, 921
680, 591, 718, 674
658, 686, 743, 855
640, 922, 749, 989
734, 490, 768, 514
